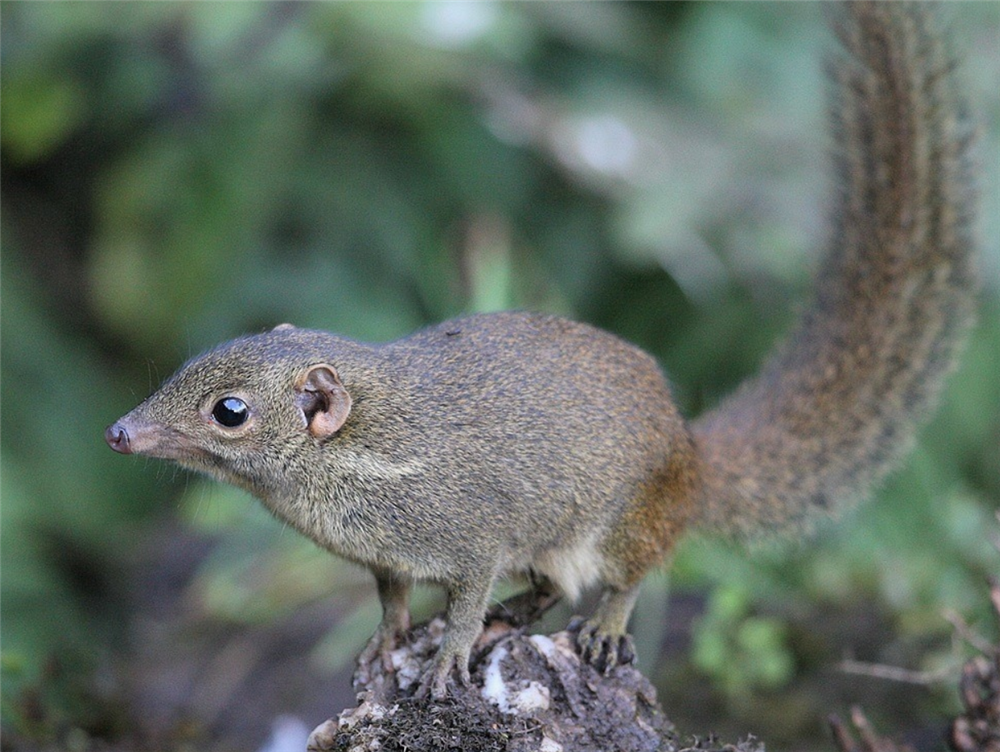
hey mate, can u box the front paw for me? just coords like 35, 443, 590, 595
414, 649, 471, 701
567, 616, 635, 674
356, 623, 406, 684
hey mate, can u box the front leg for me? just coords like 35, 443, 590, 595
358, 568, 412, 673
417, 573, 495, 700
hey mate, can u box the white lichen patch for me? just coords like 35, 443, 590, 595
481, 645, 512, 712
528, 634, 557, 660
482, 642, 552, 715
511, 680, 550, 713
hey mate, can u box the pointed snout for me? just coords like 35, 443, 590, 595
103, 413, 194, 461
105, 422, 133, 454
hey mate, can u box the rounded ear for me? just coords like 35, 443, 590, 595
272, 323, 296, 331
295, 364, 352, 439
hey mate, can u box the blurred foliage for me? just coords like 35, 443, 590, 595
1, 2, 998, 749
691, 584, 794, 701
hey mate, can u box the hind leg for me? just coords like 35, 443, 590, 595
569, 584, 640, 672
571, 453, 697, 672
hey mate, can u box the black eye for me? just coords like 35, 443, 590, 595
212, 397, 249, 428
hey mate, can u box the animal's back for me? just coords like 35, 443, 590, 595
380, 311, 687, 543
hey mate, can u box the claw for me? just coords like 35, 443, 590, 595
617, 635, 635, 666
568, 617, 636, 674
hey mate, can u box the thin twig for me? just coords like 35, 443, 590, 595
836, 658, 956, 686
828, 706, 915, 752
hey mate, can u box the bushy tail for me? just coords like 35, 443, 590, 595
692, 1, 978, 536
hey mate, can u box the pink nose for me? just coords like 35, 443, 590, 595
105, 423, 132, 454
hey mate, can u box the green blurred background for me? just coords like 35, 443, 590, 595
2, 2, 998, 750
